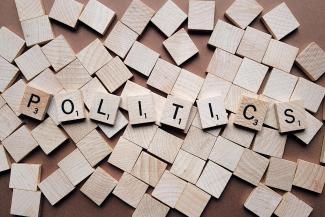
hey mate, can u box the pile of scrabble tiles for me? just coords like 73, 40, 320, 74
1, 0, 325, 216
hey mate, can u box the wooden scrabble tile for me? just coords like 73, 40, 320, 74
4, 83, 27, 116
170, 149, 205, 184
234, 149, 269, 186
175, 183, 211, 217
15, 45, 50, 81
10, 189, 41, 217
244, 185, 282, 217
29, 68, 64, 95
209, 136, 244, 171
152, 170, 187, 208
0, 27, 25, 62
198, 73, 232, 100
41, 35, 76, 72
160, 95, 193, 130
257, 96, 277, 129
80, 77, 108, 110
0, 105, 22, 141
224, 84, 256, 113
262, 2, 299, 40
296, 42, 325, 81
113, 172, 149, 208
233, 58, 268, 93
265, 157, 297, 191
47, 92, 63, 124
152, 93, 167, 124
58, 149, 94, 186
206, 48, 242, 82
275, 192, 313, 217
0, 56, 19, 93
108, 137, 141, 172
133, 194, 170, 217
49, 0, 84, 28
127, 94, 155, 125
123, 124, 158, 149
236, 27, 271, 62
163, 28, 199, 66
80, 167, 117, 206
14, 0, 45, 21
0, 145, 11, 172
188, 0, 215, 31
21, 15, 54, 47
76, 39, 112, 76
192, 112, 223, 137
96, 56, 133, 93
98, 111, 128, 139
131, 152, 167, 187
3, 125, 38, 162
120, 81, 150, 110
38, 168, 75, 205
79, 0, 115, 34
184, 105, 197, 133
208, 19, 244, 54
225, 0, 263, 29
9, 163, 41, 191
262, 39, 299, 72
290, 77, 325, 113
104, 21, 138, 59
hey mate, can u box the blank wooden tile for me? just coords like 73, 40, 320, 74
265, 157, 297, 191
170, 149, 205, 184
275, 192, 313, 217
206, 48, 242, 82
133, 194, 170, 217
258, 95, 279, 129
152, 93, 167, 124
15, 45, 50, 81
188, 0, 215, 31
197, 161, 232, 199
296, 42, 325, 81
0, 104, 22, 141
225, 0, 263, 29
45, 92, 62, 125
127, 94, 155, 125
208, 19, 244, 54
81, 78, 107, 110
0, 26, 25, 62
14, 0, 45, 21
236, 27, 271, 62
121, 0, 154, 35
38, 168, 75, 205
184, 105, 198, 134
209, 136, 244, 172
262, 2, 299, 40
123, 124, 158, 149
113, 172, 149, 208
0, 56, 19, 93
198, 73, 232, 100
233, 57, 268, 93
0, 145, 11, 172
76, 38, 112, 75
152, 170, 187, 208
98, 110, 128, 139
80, 167, 117, 206
290, 77, 325, 113
244, 185, 282, 217
9, 163, 41, 191
175, 183, 210, 217
21, 15, 54, 47
29, 68, 64, 95
262, 39, 299, 72
41, 35, 76, 72
163, 28, 199, 66
224, 84, 256, 113
234, 149, 269, 186
97, 56, 133, 93
49, 0, 84, 28
79, 0, 115, 34
104, 21, 138, 59
10, 189, 41, 217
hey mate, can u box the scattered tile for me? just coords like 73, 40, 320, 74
123, 124, 158, 149
224, 84, 256, 113
132, 194, 170, 217
14, 0, 45, 21
9, 163, 41, 191
198, 73, 232, 100
127, 93, 155, 125
10, 189, 41, 217
188, 0, 215, 31
98, 111, 128, 139
0, 56, 19, 93
0, 26, 25, 62
29, 68, 63, 95
0, 145, 11, 172
0, 104, 22, 141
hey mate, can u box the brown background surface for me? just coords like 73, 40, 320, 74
1, 0, 325, 216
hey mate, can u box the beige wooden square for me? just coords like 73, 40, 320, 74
0, 26, 25, 62
79, 0, 115, 34
49, 0, 84, 28
208, 19, 244, 54
80, 77, 108, 110
262, 39, 299, 72
234, 149, 269, 186
113, 172, 148, 208
170, 149, 205, 184
225, 0, 263, 29
121, 0, 155, 35
31, 117, 67, 155
236, 27, 271, 62
265, 157, 297, 191
197, 160, 232, 199
10, 189, 41, 217
198, 73, 232, 100
123, 124, 158, 149
14, 0, 45, 21
41, 35, 76, 72
108, 137, 142, 172
262, 2, 299, 40
188, 0, 215, 31
0, 104, 22, 141
46, 90, 63, 126
275, 192, 313, 217
0, 145, 11, 172
127, 94, 155, 125
133, 194, 170, 217
163, 29, 199, 66
80, 167, 117, 206
151, 0, 187, 37
38, 168, 75, 205
120, 80, 150, 110
76, 38, 112, 75
0, 56, 19, 93
184, 105, 199, 134
29, 68, 63, 95
9, 163, 41, 191
256, 96, 279, 129
104, 21, 138, 59
224, 84, 256, 113
21, 15, 54, 47
98, 111, 128, 139
206, 48, 242, 82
